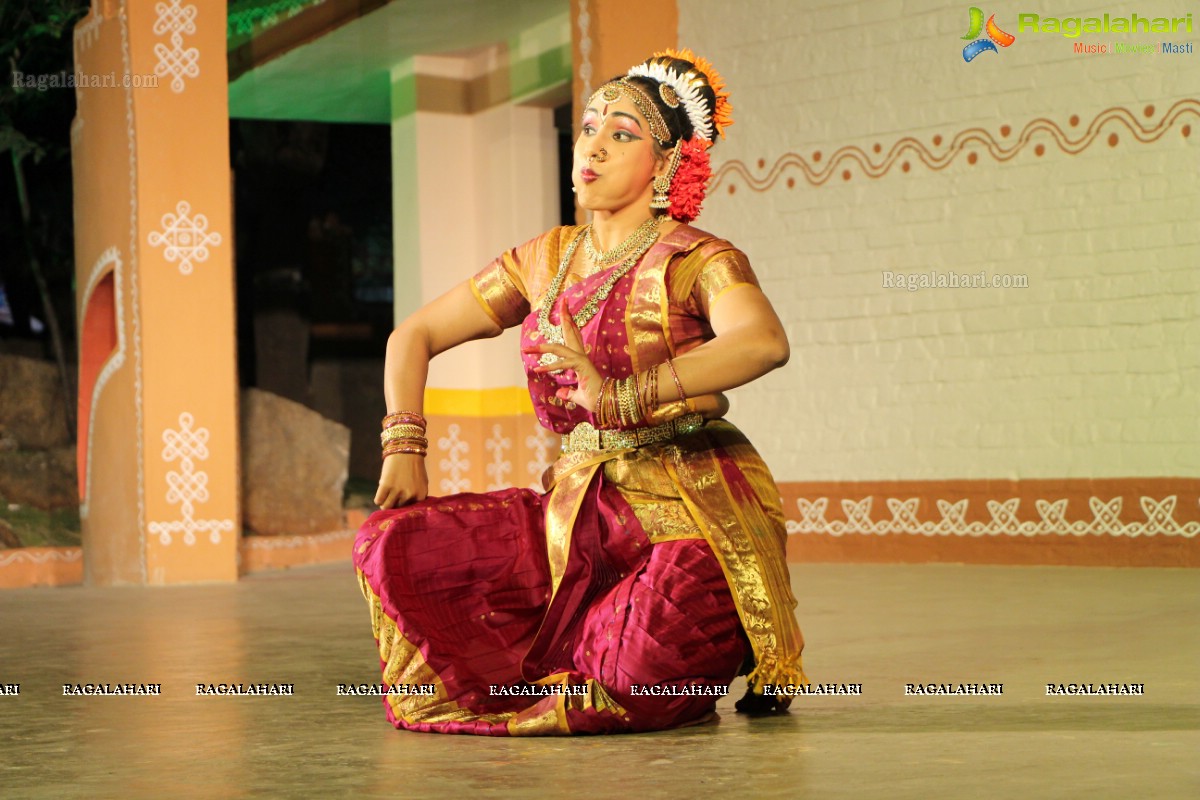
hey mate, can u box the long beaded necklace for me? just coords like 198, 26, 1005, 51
536, 217, 661, 366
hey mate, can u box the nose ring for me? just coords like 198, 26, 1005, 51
590, 148, 609, 163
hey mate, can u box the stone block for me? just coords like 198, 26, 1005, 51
240, 388, 350, 536
0, 355, 71, 449
0, 518, 19, 548
0, 447, 77, 510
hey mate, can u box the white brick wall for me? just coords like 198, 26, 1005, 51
681, 0, 1200, 481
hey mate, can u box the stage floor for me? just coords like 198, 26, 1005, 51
1, 562, 1196, 799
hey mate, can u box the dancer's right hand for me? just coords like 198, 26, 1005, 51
375, 453, 429, 509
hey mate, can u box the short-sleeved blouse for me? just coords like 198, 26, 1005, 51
468, 224, 760, 434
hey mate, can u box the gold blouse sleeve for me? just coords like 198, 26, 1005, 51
469, 242, 534, 330
669, 243, 761, 319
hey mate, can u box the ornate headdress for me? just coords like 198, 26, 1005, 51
590, 48, 733, 223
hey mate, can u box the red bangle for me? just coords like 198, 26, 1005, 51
665, 358, 687, 403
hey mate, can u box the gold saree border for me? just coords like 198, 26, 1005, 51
542, 423, 808, 694
357, 569, 515, 728
661, 426, 808, 693
543, 463, 602, 598
361, 568, 624, 735
506, 673, 628, 735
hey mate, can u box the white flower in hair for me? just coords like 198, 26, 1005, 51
627, 61, 713, 141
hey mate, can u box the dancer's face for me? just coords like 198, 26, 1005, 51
573, 94, 664, 214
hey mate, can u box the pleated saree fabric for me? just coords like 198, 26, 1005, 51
354, 224, 806, 735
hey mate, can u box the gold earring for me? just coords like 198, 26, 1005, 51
650, 175, 670, 210
650, 143, 683, 212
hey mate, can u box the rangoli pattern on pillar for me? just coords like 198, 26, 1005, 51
437, 423, 471, 493
484, 423, 513, 491
152, 0, 200, 93
525, 425, 556, 490
147, 412, 234, 545
147, 200, 222, 275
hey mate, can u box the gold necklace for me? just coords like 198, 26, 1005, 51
536, 220, 661, 366
583, 217, 661, 272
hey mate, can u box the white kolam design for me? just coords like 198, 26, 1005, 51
437, 424, 471, 494
525, 425, 556, 490
147, 200, 222, 274
484, 424, 513, 491
152, 0, 200, 93
147, 413, 234, 545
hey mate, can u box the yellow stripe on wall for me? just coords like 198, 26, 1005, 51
424, 387, 535, 417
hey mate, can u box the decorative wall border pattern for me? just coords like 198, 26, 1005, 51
0, 548, 83, 568
788, 494, 1198, 539
713, 98, 1199, 191
241, 529, 355, 551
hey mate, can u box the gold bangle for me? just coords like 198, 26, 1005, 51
615, 378, 628, 426
636, 364, 659, 420
381, 425, 426, 443
596, 378, 612, 428
381, 428, 428, 441
632, 371, 644, 421
599, 377, 621, 429
626, 377, 643, 426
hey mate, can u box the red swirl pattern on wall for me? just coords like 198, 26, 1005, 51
712, 98, 1199, 192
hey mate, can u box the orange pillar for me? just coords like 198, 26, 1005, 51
571, 0, 678, 125
73, 0, 238, 585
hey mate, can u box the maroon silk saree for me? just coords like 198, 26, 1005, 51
354, 224, 806, 735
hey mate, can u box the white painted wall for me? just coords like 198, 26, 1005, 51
680, 0, 1200, 481
391, 51, 562, 393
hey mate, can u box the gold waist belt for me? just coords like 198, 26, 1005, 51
560, 413, 704, 454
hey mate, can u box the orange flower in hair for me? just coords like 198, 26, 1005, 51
652, 47, 734, 139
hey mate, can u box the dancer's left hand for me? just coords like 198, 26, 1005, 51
523, 296, 604, 412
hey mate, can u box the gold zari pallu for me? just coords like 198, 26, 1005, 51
544, 419, 808, 698
560, 413, 704, 454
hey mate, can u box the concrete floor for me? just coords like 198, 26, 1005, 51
0, 562, 1196, 799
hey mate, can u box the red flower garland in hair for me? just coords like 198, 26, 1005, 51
668, 138, 712, 224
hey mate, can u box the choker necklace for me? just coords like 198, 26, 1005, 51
537, 218, 662, 367
584, 217, 662, 271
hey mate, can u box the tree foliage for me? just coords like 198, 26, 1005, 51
1, 0, 90, 435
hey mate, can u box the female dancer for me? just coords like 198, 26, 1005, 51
354, 49, 806, 735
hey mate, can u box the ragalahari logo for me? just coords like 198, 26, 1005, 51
962, 7, 1016, 61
